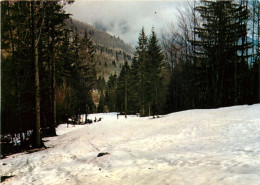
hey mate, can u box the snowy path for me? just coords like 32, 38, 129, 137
1, 105, 260, 185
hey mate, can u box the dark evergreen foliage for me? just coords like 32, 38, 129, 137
1, 1, 96, 152
103, 28, 166, 116
116, 61, 130, 113
163, 0, 259, 113
193, 0, 251, 107
104, 73, 118, 112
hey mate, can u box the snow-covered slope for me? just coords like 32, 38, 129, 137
1, 105, 260, 185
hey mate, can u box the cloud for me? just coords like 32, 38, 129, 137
64, 1, 182, 47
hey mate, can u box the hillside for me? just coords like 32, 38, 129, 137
65, 18, 134, 54
1, 104, 260, 184
65, 18, 135, 81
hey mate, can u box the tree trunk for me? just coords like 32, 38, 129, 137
234, 57, 238, 105
252, 1, 255, 68
17, 3, 23, 143
31, 1, 41, 147
35, 43, 41, 147
259, 61, 260, 103
51, 24, 57, 134
124, 66, 127, 115
258, 2, 260, 103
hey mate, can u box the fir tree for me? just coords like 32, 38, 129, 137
129, 27, 149, 115
116, 61, 130, 113
1, 0, 71, 148
193, 0, 250, 107
97, 92, 105, 113
147, 29, 165, 116
104, 73, 118, 112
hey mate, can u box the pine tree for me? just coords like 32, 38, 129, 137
2, 2, 34, 139
97, 91, 105, 113
69, 30, 96, 117
104, 73, 118, 112
129, 28, 149, 115
193, 0, 250, 107
56, 27, 75, 122
116, 61, 130, 113
39, 0, 70, 136
147, 29, 165, 116
2, 0, 74, 149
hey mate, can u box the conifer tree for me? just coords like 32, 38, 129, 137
97, 92, 105, 113
130, 28, 149, 115
116, 61, 130, 113
68, 30, 96, 118
193, 0, 250, 107
2, 0, 75, 149
104, 73, 118, 112
147, 29, 165, 116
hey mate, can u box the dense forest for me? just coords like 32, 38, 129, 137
1, 0, 96, 150
1, 0, 260, 155
102, 0, 260, 115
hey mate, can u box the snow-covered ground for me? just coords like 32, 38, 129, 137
1, 104, 260, 185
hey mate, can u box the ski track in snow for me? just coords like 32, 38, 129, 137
1, 105, 260, 185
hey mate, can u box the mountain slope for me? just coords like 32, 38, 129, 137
66, 19, 134, 53
65, 18, 134, 81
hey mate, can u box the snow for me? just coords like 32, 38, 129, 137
1, 104, 260, 185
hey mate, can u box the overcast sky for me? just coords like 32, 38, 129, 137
64, 1, 185, 47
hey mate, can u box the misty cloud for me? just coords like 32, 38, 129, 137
94, 21, 108, 32
64, 1, 182, 46
119, 20, 129, 34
